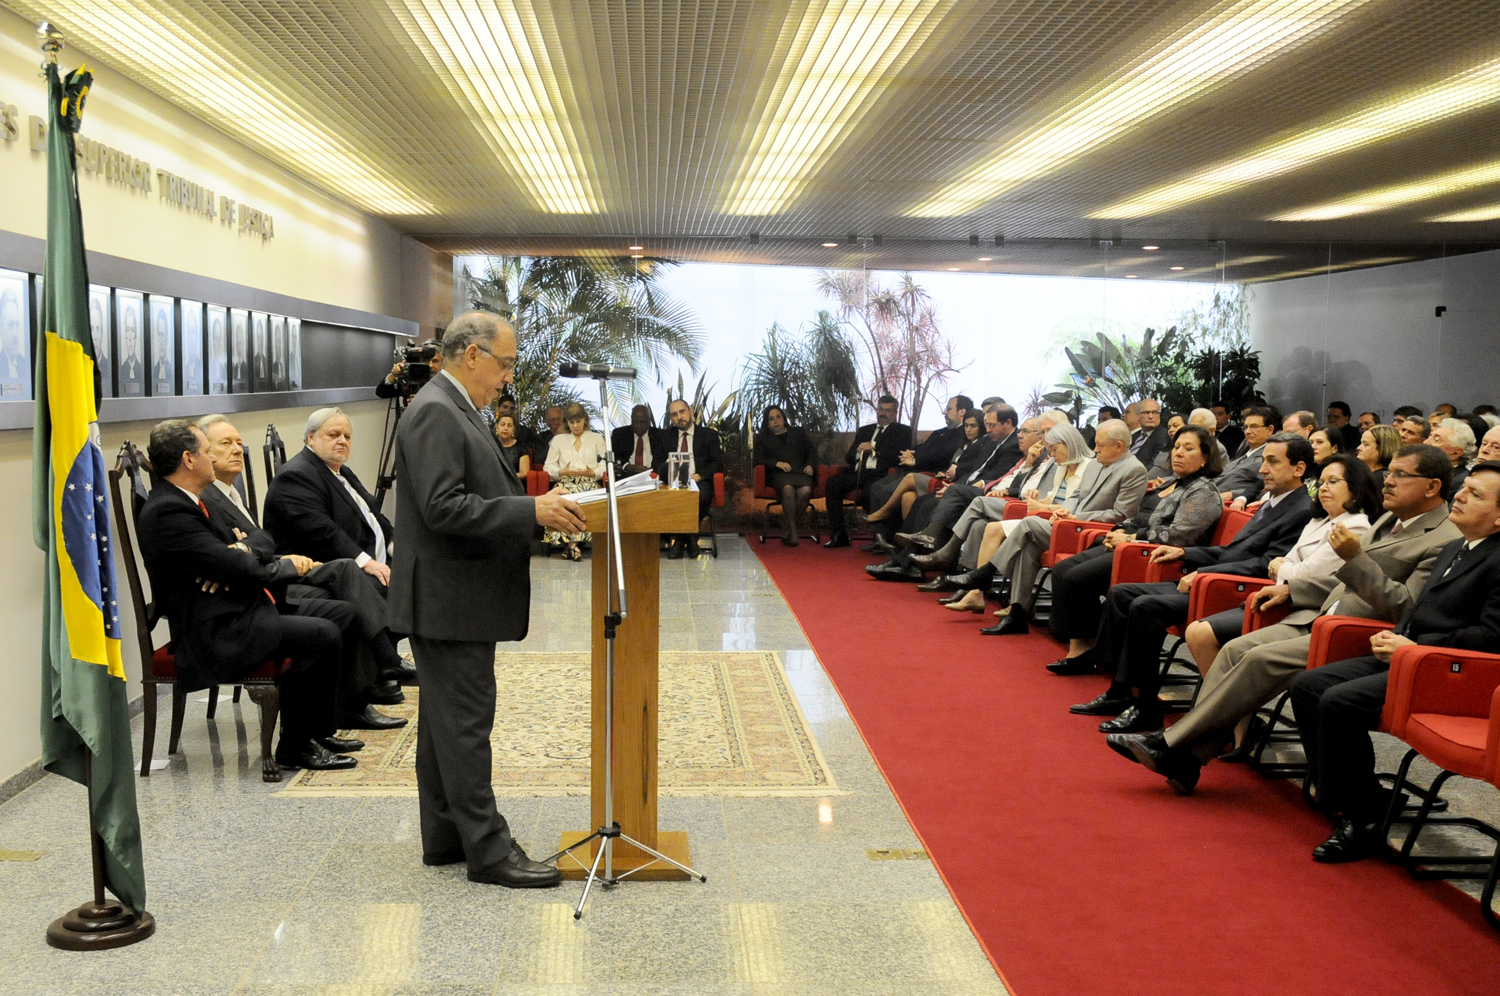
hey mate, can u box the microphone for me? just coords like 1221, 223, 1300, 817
558, 361, 637, 380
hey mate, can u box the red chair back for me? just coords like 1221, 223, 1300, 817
1110, 541, 1160, 586
753, 464, 775, 499
1307, 615, 1394, 670
526, 469, 551, 496
1211, 506, 1252, 546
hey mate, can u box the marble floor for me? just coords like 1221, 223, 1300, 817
0, 536, 1008, 996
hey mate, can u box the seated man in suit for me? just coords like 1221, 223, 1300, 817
264, 408, 394, 593
197, 415, 409, 730
611, 403, 666, 476
1215, 407, 1276, 503
1327, 400, 1361, 452
1108, 444, 1457, 794
137, 419, 360, 771
821, 395, 912, 549
1283, 410, 1317, 438
885, 404, 1023, 553
1288, 462, 1500, 862
531, 405, 564, 466
664, 397, 723, 558
1429, 417, 1477, 500
862, 394, 973, 523
1071, 433, 1318, 732
1212, 403, 1244, 457
1130, 399, 1171, 469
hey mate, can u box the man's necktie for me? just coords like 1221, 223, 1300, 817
1441, 543, 1471, 580
635, 435, 645, 466
679, 432, 688, 453
1388, 519, 1405, 539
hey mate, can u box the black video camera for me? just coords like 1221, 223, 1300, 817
394, 342, 440, 387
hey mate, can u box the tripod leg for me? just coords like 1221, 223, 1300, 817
543, 830, 603, 872
613, 834, 708, 882
574, 838, 609, 920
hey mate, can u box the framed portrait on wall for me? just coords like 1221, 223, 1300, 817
89, 284, 113, 397
207, 305, 228, 395
251, 312, 268, 390
115, 289, 145, 397
147, 293, 176, 397
229, 308, 249, 393
180, 300, 204, 396
287, 318, 302, 390
270, 315, 287, 391
0, 268, 30, 400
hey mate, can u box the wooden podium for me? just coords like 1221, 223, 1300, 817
556, 485, 700, 879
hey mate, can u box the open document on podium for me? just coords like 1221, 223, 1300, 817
571, 470, 667, 503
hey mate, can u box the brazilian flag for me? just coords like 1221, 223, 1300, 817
30, 60, 146, 915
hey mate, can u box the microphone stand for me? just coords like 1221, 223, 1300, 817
546, 372, 705, 920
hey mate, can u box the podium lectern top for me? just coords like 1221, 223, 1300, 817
579, 485, 700, 534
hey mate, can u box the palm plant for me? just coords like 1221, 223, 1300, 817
462, 255, 704, 428
1044, 327, 1180, 414
735, 312, 861, 433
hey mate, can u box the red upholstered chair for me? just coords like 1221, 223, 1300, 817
109, 442, 288, 783
1376, 645, 1500, 928
697, 472, 726, 558
526, 469, 551, 496
753, 465, 818, 544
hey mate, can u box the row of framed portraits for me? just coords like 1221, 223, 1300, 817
0, 267, 303, 401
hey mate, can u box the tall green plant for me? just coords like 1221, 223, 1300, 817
1043, 327, 1180, 413
736, 312, 861, 433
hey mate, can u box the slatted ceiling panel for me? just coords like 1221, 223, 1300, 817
8, 0, 1500, 275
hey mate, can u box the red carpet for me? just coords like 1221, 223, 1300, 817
753, 541, 1500, 996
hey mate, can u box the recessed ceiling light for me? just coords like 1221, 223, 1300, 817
396, 1, 604, 214
1272, 158, 1500, 220
947, 267, 960, 271
822, 242, 840, 248
630, 254, 643, 259
628, 244, 644, 251
905, 0, 1368, 216
721, 0, 953, 215
1094, 54, 1500, 218
1170, 265, 1185, 271
977, 256, 992, 261
1125, 274, 1138, 278
1142, 245, 1159, 251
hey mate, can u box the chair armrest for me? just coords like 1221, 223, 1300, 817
1307, 615, 1394, 670
1383, 646, 1500, 737
1111, 542, 1160, 586
712, 472, 726, 507
1244, 599, 1293, 633
1145, 558, 1190, 584
1188, 574, 1273, 623
1003, 499, 1027, 520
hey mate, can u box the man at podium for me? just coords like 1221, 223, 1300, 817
389, 310, 586, 889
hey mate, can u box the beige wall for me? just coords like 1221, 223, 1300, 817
0, 8, 404, 317
0, 399, 391, 785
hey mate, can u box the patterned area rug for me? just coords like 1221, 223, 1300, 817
278, 650, 837, 797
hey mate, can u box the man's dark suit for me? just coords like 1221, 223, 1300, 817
905, 430, 1024, 542
264, 447, 393, 563
865, 423, 966, 515
136, 484, 347, 750
611, 424, 668, 476
665, 423, 724, 527
823, 420, 913, 536
1291, 534, 1500, 821
1099, 486, 1316, 714
1219, 423, 1245, 457
388, 374, 538, 874
1133, 424, 1172, 469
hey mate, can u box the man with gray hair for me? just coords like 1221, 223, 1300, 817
1430, 417, 1477, 499
390, 310, 585, 889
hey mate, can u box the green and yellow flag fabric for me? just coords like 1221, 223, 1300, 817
30, 60, 146, 914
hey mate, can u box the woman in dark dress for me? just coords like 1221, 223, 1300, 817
756, 405, 817, 546
495, 412, 531, 477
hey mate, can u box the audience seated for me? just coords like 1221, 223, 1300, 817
1430, 417, 1477, 499
1480, 424, 1500, 464
862, 395, 972, 521
664, 397, 724, 558
1326, 401, 1361, 451
1398, 415, 1431, 444
1309, 425, 1346, 463
545, 401, 608, 561
1357, 411, 1379, 433
1215, 406, 1276, 503
611, 403, 667, 476
822, 394, 912, 549
755, 405, 818, 546
1107, 444, 1454, 794
1129, 399, 1171, 468
864, 410, 985, 531
1284, 411, 1317, 437
1149, 408, 1228, 478
1212, 403, 1244, 457
1355, 423, 1401, 489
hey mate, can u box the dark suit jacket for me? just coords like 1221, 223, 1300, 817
965, 431, 1023, 488
666, 423, 724, 480
201, 482, 267, 547
611, 424, 668, 474
1219, 424, 1245, 457
136, 483, 300, 690
263, 447, 393, 563
388, 375, 536, 642
841, 420, 912, 481
1180, 486, 1316, 576
1395, 534, 1500, 648
910, 424, 963, 473
948, 437, 991, 483
1134, 425, 1172, 470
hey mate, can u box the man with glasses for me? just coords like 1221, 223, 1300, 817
1216, 406, 1277, 504
390, 311, 585, 889
1129, 399, 1171, 469
1107, 444, 1458, 795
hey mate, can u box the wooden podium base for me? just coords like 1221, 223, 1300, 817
555, 831, 693, 881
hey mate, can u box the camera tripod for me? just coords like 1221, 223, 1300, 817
372, 390, 405, 514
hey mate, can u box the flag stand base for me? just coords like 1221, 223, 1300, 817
46, 900, 155, 950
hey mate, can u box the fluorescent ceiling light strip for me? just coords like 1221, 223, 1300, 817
721, 0, 951, 216
396, 1, 602, 214
1429, 202, 1500, 222
1251, 256, 1412, 280
1096, 56, 1500, 218
905, 0, 1370, 217
1272, 160, 1500, 220
30, 0, 436, 215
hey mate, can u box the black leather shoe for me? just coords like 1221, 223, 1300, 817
870, 534, 898, 555
667, 539, 685, 559
981, 607, 1030, 635
895, 531, 938, 552
936, 589, 974, 604
467, 843, 562, 888
1312, 818, 1381, 863
917, 577, 958, 592
859, 541, 883, 553
338, 704, 408, 730
1106, 730, 1200, 793
823, 533, 850, 549
1069, 692, 1131, 716
1097, 705, 1162, 734
381, 660, 418, 685
318, 735, 365, 753
864, 562, 924, 582
1048, 652, 1097, 676
909, 548, 957, 571
274, 739, 358, 771
422, 849, 466, 866
367, 679, 406, 705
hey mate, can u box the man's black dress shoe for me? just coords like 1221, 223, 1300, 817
823, 533, 850, 549
1104, 730, 1198, 793
870, 534, 898, 555
1312, 818, 1381, 863
917, 577, 957, 592
1097, 705, 1162, 734
1048, 651, 1096, 675
909, 548, 957, 571
865, 562, 924, 582
318, 735, 365, 753
895, 531, 938, 552
381, 660, 419, 685
338, 704, 408, 730
467, 843, 562, 888
422, 849, 466, 867
667, 539, 685, 559
859, 541, 882, 553
274, 739, 357, 771
1069, 692, 1131, 716
367, 679, 406, 705
936, 590, 973, 604
980, 607, 1029, 636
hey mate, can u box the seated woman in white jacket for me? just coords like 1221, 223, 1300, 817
1181, 453, 1383, 674
543, 401, 607, 561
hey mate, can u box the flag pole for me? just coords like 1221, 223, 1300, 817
36, 21, 154, 950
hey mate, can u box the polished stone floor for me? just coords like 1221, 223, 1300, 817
0, 536, 1007, 996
